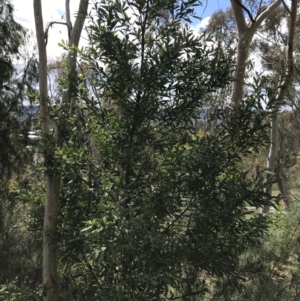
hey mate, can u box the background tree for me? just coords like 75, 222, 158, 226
0, 0, 42, 298
206, 1, 297, 213
230, 0, 282, 104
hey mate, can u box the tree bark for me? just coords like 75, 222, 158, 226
34, 1, 89, 300
277, 167, 291, 208
62, 0, 89, 116
230, 0, 281, 104
229, 0, 292, 214
33, 1, 59, 301
33, 0, 50, 136
263, 113, 278, 213
232, 36, 251, 103
263, 0, 297, 213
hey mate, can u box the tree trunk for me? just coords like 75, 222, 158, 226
232, 36, 250, 104
34, 1, 89, 300
33, 1, 59, 301
43, 176, 59, 301
229, 0, 294, 214
230, 0, 281, 104
263, 0, 297, 213
263, 114, 278, 213
62, 0, 89, 116
277, 167, 291, 208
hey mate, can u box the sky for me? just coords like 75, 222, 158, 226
11, 0, 231, 59
197, 0, 231, 18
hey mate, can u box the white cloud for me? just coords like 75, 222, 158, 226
196, 16, 210, 31
12, 0, 83, 60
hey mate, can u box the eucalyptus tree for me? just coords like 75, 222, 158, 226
0, 0, 41, 296
230, 0, 282, 104
206, 1, 298, 213
33, 1, 89, 300
0, 0, 35, 180
231, 0, 298, 214
0, 0, 35, 228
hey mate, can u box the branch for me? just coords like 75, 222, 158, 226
251, 0, 281, 34
255, 0, 265, 20
69, 0, 89, 48
230, 0, 247, 34
234, 0, 256, 23
44, 21, 71, 46
282, 0, 291, 14
64, 0, 89, 115
267, 0, 297, 111
279, 0, 297, 95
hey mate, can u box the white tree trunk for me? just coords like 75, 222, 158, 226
63, 0, 89, 116
33, 1, 59, 300
230, 0, 281, 104
229, 0, 296, 214
43, 177, 60, 300
263, 114, 278, 213
263, 0, 298, 213
34, 1, 89, 300
232, 36, 250, 104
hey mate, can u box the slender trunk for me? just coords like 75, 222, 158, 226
262, 0, 297, 213
33, 1, 59, 300
277, 168, 291, 208
43, 176, 59, 300
62, 0, 89, 116
263, 114, 278, 213
230, 0, 281, 103
275, 127, 292, 208
33, 0, 50, 136
34, 1, 89, 299
232, 35, 251, 104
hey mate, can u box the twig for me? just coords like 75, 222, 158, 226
282, 0, 292, 14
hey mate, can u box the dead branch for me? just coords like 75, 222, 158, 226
44, 21, 71, 46
234, 0, 256, 23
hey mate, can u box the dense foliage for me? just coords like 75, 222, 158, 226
51, 0, 275, 299
0, 1, 41, 299
3, 1, 300, 301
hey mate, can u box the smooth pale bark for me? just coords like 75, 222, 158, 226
34, 1, 59, 301
263, 114, 279, 213
62, 0, 89, 116
230, 0, 281, 104
34, 1, 89, 300
232, 36, 251, 103
65, 0, 72, 40
229, 0, 293, 214
263, 0, 297, 213
33, 0, 50, 136
42, 177, 59, 300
